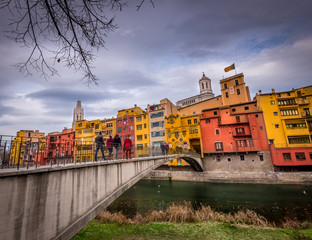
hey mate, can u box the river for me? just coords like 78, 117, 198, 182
107, 179, 312, 224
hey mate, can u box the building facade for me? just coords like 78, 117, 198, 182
256, 86, 312, 167
44, 128, 75, 164
10, 130, 45, 166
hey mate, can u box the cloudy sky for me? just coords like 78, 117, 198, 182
0, 0, 312, 136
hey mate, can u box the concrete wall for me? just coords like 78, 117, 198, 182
146, 170, 312, 185
202, 151, 273, 172
0, 156, 175, 240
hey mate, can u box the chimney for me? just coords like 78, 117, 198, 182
272, 89, 275, 93
258, 90, 262, 95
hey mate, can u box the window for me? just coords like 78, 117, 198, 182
152, 121, 164, 128
144, 115, 146, 119
214, 111, 217, 115
136, 125, 142, 130
144, 134, 147, 139
151, 131, 165, 137
310, 153, 312, 160
144, 123, 147, 128
224, 83, 227, 89
78, 123, 82, 127
232, 108, 236, 112
286, 123, 306, 128
273, 112, 278, 116
137, 144, 143, 150
235, 128, 245, 135
237, 89, 240, 95
123, 118, 127, 123
123, 126, 128, 131
240, 155, 245, 161
167, 130, 171, 138
118, 127, 122, 133
236, 116, 240, 123
259, 153, 264, 161
215, 129, 220, 135
280, 109, 299, 116
269, 139, 274, 144
227, 157, 231, 162
270, 101, 275, 105
235, 79, 239, 86
188, 120, 192, 124
175, 131, 179, 138
260, 126, 263, 130
283, 153, 291, 160
278, 99, 296, 106
194, 119, 198, 124
95, 124, 99, 129
189, 127, 198, 134
137, 135, 143, 141
237, 139, 253, 147
304, 108, 311, 116
106, 122, 113, 127
275, 124, 279, 128
150, 111, 164, 118
225, 92, 229, 98
136, 116, 142, 122
244, 106, 249, 110
287, 92, 290, 96
288, 136, 310, 144
215, 142, 223, 151
295, 152, 306, 161
216, 155, 221, 162
205, 119, 210, 123
129, 126, 134, 131
129, 117, 134, 122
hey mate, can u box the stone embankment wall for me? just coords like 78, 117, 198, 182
146, 170, 312, 185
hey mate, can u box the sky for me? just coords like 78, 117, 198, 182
0, 0, 312, 136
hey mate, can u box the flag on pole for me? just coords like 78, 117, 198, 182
224, 63, 235, 72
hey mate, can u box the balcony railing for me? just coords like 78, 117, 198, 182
298, 99, 310, 105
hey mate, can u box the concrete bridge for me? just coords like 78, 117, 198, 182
0, 154, 202, 240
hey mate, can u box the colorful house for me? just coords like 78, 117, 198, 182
147, 98, 177, 149
10, 130, 45, 166
44, 128, 75, 164
256, 86, 312, 168
134, 111, 150, 157
117, 104, 144, 157
200, 101, 273, 171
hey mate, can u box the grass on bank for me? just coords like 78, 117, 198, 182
73, 221, 312, 240
73, 202, 312, 240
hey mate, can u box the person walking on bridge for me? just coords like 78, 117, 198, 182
113, 134, 122, 159
94, 132, 105, 161
107, 135, 113, 158
123, 135, 132, 159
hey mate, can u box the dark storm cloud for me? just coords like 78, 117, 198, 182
26, 88, 114, 103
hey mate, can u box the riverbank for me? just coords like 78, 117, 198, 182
145, 169, 312, 185
73, 220, 312, 240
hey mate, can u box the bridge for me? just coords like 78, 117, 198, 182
0, 154, 203, 240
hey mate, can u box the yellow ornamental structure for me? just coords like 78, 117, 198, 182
165, 114, 201, 166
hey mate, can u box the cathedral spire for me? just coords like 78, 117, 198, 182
72, 100, 84, 130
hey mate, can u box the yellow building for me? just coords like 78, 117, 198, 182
75, 118, 116, 162
135, 111, 150, 156
10, 130, 45, 166
256, 86, 312, 148
165, 114, 201, 166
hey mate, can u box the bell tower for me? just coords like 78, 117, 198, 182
72, 100, 84, 130
199, 72, 213, 95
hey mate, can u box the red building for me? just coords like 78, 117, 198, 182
44, 128, 75, 164
200, 101, 273, 171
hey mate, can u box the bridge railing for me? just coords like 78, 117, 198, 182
1, 135, 201, 170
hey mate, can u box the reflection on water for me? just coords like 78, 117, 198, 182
107, 179, 312, 224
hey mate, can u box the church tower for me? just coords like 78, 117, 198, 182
72, 100, 84, 130
199, 72, 213, 95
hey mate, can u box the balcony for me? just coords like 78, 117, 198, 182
298, 99, 310, 105
233, 133, 252, 137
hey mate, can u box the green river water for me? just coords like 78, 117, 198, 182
107, 179, 312, 224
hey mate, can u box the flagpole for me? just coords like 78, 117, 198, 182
234, 63, 237, 75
